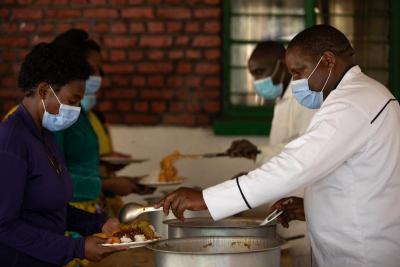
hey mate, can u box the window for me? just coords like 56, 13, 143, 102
214, 0, 400, 135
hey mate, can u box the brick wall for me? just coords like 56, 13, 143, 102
0, 0, 222, 126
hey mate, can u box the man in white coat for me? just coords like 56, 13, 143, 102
156, 25, 400, 267
226, 41, 315, 267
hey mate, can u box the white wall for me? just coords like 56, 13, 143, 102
110, 125, 268, 206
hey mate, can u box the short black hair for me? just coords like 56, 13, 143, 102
53, 28, 101, 54
287, 24, 354, 59
18, 42, 91, 95
251, 41, 286, 59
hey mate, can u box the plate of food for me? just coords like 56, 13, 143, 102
96, 219, 161, 249
138, 151, 195, 187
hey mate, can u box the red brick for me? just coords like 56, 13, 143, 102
19, 23, 36, 32
36, 0, 50, 3
147, 0, 161, 3
204, 0, 220, 4
53, 0, 68, 3
0, 9, 10, 18
98, 100, 114, 111
112, 0, 127, 3
204, 77, 221, 87
175, 90, 190, 100
162, 90, 174, 99
151, 102, 166, 113
1, 23, 18, 33
138, 62, 173, 74
84, 8, 118, 18
0, 90, 23, 98
204, 21, 220, 33
164, 114, 195, 126
129, 22, 145, 33
12, 63, 21, 74
18, 0, 33, 3
38, 23, 54, 33
141, 90, 162, 99
74, 22, 90, 31
57, 23, 72, 33
194, 8, 220, 18
170, 102, 185, 112
167, 77, 183, 86
203, 101, 220, 112
89, 0, 106, 3
148, 76, 164, 87
128, 0, 143, 3
157, 8, 191, 19
13, 9, 43, 19
111, 75, 130, 86
105, 113, 122, 124
193, 36, 220, 47
186, 76, 201, 87
92, 23, 109, 33
0, 37, 28, 47
185, 22, 200, 33
47, 9, 81, 18
134, 101, 148, 112
177, 62, 192, 74
122, 8, 153, 19
132, 76, 146, 86
0, 51, 17, 61
186, 49, 202, 59
196, 63, 220, 74
168, 50, 183, 59
128, 50, 144, 61
0, 77, 16, 88
105, 89, 136, 99
110, 50, 126, 61
205, 49, 221, 59
147, 50, 164, 60
71, 0, 87, 3
197, 90, 220, 99
175, 36, 190, 46
0, 64, 9, 73
124, 114, 160, 125
104, 37, 137, 48
196, 115, 210, 125
140, 36, 172, 47
187, 103, 200, 113
147, 22, 164, 33
103, 63, 134, 74
111, 23, 127, 33
166, 22, 182, 33
165, 0, 180, 3
117, 101, 131, 111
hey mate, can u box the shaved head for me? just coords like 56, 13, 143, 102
287, 24, 354, 60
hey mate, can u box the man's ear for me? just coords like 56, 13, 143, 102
37, 82, 50, 100
323, 51, 336, 69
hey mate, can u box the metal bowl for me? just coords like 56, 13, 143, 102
164, 217, 277, 239
147, 236, 285, 267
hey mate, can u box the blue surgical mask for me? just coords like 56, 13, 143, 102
291, 56, 332, 109
253, 61, 285, 101
81, 94, 97, 111
85, 75, 102, 94
42, 85, 81, 131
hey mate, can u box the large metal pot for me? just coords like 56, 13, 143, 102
147, 236, 285, 267
164, 217, 276, 239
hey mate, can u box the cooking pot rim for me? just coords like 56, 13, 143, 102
163, 217, 276, 229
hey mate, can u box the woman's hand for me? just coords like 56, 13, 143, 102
84, 236, 126, 262
227, 139, 259, 160
269, 197, 305, 228
102, 176, 155, 196
155, 187, 207, 221
101, 218, 119, 234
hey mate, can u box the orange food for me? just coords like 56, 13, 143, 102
159, 150, 199, 182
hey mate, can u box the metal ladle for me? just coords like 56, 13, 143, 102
119, 202, 163, 223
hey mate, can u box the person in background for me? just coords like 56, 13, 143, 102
156, 25, 400, 267
227, 41, 316, 267
0, 42, 123, 267
51, 29, 154, 220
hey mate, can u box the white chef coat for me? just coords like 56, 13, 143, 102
203, 66, 400, 267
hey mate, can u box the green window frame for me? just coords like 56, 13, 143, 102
214, 0, 400, 136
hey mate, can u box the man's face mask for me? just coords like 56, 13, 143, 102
253, 60, 285, 101
81, 94, 97, 111
42, 85, 81, 131
291, 55, 332, 109
85, 75, 102, 94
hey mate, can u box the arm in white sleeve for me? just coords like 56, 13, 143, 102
203, 101, 372, 220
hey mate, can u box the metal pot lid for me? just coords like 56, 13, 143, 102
147, 236, 285, 255
163, 217, 276, 229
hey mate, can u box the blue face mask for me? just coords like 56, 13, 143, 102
42, 86, 81, 131
85, 75, 102, 94
253, 61, 284, 101
291, 55, 332, 109
81, 94, 97, 111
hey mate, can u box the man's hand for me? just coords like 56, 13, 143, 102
227, 139, 258, 160
155, 187, 207, 221
269, 197, 305, 228
84, 236, 126, 262
101, 218, 120, 234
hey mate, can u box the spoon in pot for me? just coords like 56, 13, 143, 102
119, 202, 163, 224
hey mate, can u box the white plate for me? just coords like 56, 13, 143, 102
101, 238, 159, 248
100, 157, 148, 165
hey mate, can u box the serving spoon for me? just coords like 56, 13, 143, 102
119, 202, 163, 224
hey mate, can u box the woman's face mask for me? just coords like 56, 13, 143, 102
85, 75, 102, 94
253, 60, 284, 101
42, 85, 81, 131
81, 94, 97, 111
291, 55, 332, 109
